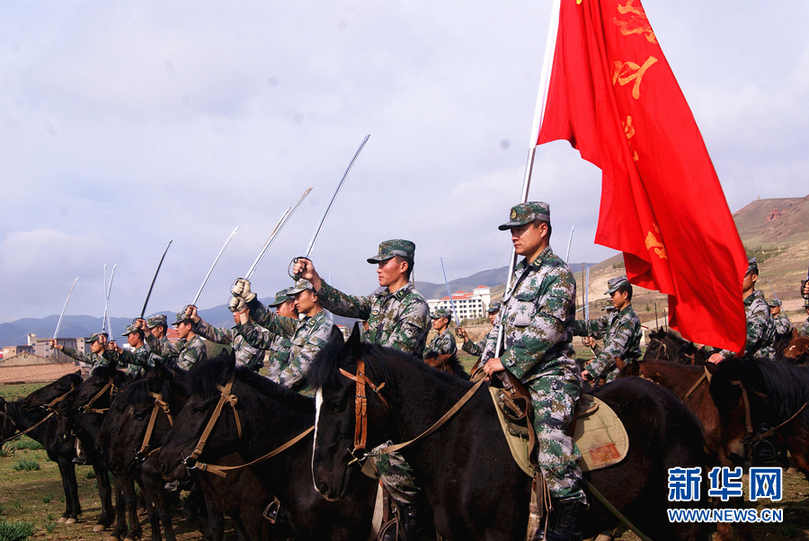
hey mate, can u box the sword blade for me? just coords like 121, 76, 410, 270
102, 264, 109, 334
584, 266, 590, 322
440, 257, 460, 326
53, 277, 80, 340
192, 226, 239, 306
106, 264, 117, 336
305, 134, 370, 257
141, 240, 173, 318
565, 224, 575, 264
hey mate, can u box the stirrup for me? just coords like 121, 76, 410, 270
262, 496, 281, 523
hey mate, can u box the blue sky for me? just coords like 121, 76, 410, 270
1, 1, 807, 322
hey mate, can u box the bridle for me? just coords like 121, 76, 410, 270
338, 358, 389, 462
79, 378, 117, 415
183, 376, 243, 469
0, 385, 77, 446
132, 392, 174, 466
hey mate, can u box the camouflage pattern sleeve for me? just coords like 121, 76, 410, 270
238, 321, 282, 350
388, 296, 430, 355
287, 312, 334, 387
61, 346, 93, 365
481, 323, 500, 362
500, 268, 576, 381
570, 315, 609, 338
195, 319, 235, 345
799, 318, 809, 338
721, 292, 775, 360
246, 297, 274, 327
175, 336, 207, 371
774, 314, 792, 336
585, 313, 638, 380
425, 332, 456, 358
317, 280, 373, 320
462, 338, 482, 356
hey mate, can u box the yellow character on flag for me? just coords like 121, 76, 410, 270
644, 225, 668, 260
613, 0, 658, 43
613, 56, 658, 99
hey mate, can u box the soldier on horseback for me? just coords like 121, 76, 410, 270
708, 258, 776, 364
800, 300, 809, 338
185, 302, 266, 372
480, 201, 586, 541
571, 276, 642, 386
767, 297, 793, 340
106, 323, 164, 377
144, 314, 179, 359
292, 239, 433, 540
172, 309, 208, 370
423, 307, 466, 378
236, 278, 334, 391
51, 332, 111, 378
457, 302, 500, 357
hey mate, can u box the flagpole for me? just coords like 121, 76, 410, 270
496, 0, 562, 358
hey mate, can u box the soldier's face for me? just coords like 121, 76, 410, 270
510, 222, 548, 257
611, 290, 629, 309
377, 257, 407, 287
150, 326, 165, 339
277, 300, 297, 319
90, 341, 104, 354
742, 272, 756, 293
488, 313, 497, 325
431, 317, 447, 331
770, 306, 781, 316
127, 333, 140, 347
177, 322, 192, 339
294, 289, 318, 315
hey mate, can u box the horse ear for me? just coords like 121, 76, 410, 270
348, 322, 363, 358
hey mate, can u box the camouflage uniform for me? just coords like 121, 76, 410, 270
195, 319, 264, 372
461, 303, 500, 356
767, 298, 793, 339
424, 328, 457, 360
106, 326, 163, 377
243, 288, 295, 379
62, 332, 112, 377
145, 315, 180, 360
571, 276, 642, 383
719, 289, 776, 361
173, 312, 208, 371
241, 301, 334, 390
482, 202, 585, 504
799, 317, 809, 338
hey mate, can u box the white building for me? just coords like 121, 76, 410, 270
427, 286, 491, 322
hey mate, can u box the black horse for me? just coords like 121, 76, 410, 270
158, 353, 378, 541
310, 325, 711, 541
643, 329, 709, 365
708, 356, 809, 475
0, 371, 118, 526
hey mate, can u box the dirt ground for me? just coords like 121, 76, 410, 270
0, 363, 81, 384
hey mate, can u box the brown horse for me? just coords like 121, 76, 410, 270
643, 329, 710, 365
783, 329, 809, 364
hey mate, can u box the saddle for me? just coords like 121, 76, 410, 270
489, 380, 628, 477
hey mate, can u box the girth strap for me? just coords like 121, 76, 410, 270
139, 393, 173, 456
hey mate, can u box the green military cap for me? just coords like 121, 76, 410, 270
86, 332, 108, 344
605, 275, 631, 295
487, 302, 501, 314
746, 257, 759, 276
173, 311, 194, 326
121, 324, 140, 336
146, 314, 167, 328
430, 307, 452, 320
767, 297, 782, 308
367, 239, 416, 264
287, 278, 315, 296
498, 201, 551, 231
268, 287, 294, 307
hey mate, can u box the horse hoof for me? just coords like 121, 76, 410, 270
93, 524, 106, 532
64, 518, 77, 524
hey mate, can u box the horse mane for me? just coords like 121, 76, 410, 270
190, 351, 237, 399
89, 365, 123, 381
750, 358, 809, 425
307, 326, 349, 389
22, 371, 82, 406
113, 378, 155, 410
235, 365, 313, 413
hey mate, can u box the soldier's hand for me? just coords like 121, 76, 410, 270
456, 327, 468, 340
232, 278, 256, 302
707, 352, 725, 365
50, 339, 63, 350
581, 369, 591, 380
482, 357, 505, 379
583, 336, 596, 348
187, 305, 200, 322
293, 258, 321, 290
135, 318, 147, 330
802, 281, 809, 297
228, 296, 246, 313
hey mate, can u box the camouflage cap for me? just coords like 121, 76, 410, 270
267, 287, 294, 307
146, 314, 167, 328
287, 278, 315, 296
121, 324, 141, 336
86, 332, 108, 344
498, 201, 551, 231
430, 307, 452, 320
605, 275, 631, 295
746, 257, 759, 276
173, 311, 194, 326
487, 302, 501, 314
767, 297, 782, 308
367, 239, 416, 264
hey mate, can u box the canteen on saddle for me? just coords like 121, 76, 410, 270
490, 388, 628, 476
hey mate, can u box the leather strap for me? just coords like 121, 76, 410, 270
80, 379, 114, 414
339, 358, 388, 453
194, 426, 314, 478
188, 377, 242, 462
682, 372, 707, 401
0, 385, 76, 445
138, 393, 173, 455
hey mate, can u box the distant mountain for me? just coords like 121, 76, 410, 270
415, 262, 595, 300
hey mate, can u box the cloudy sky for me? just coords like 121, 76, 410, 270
1, 1, 807, 323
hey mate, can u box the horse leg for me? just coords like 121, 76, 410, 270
203, 493, 224, 541
122, 478, 142, 541
112, 482, 128, 540
55, 459, 75, 521
156, 489, 177, 541
94, 462, 115, 530
58, 457, 81, 522
139, 479, 161, 541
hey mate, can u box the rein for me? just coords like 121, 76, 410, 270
681, 372, 707, 401
728, 379, 809, 450
183, 376, 242, 469
136, 392, 174, 459
337, 358, 485, 464
0, 385, 76, 445
80, 378, 116, 414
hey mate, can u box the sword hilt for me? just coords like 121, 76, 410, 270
288, 256, 312, 280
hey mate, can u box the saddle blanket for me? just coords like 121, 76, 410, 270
489, 388, 629, 476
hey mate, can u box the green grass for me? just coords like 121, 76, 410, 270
0, 520, 35, 541
0, 383, 45, 402
12, 460, 39, 472
7, 439, 41, 452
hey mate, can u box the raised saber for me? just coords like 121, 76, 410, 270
102, 264, 117, 334
290, 134, 371, 278
102, 264, 109, 334
440, 257, 460, 327
106, 264, 117, 336
244, 186, 312, 281
192, 226, 239, 306
140, 240, 173, 318
565, 224, 575, 264
53, 277, 80, 340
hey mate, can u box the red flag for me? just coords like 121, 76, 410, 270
537, 0, 746, 352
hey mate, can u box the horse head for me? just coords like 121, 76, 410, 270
309, 323, 395, 501
783, 330, 809, 364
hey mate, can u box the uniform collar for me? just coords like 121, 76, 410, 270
616, 304, 633, 317
518, 246, 553, 271
377, 281, 415, 300
744, 289, 763, 306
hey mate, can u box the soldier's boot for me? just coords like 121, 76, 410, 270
545, 497, 585, 541
396, 496, 435, 541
